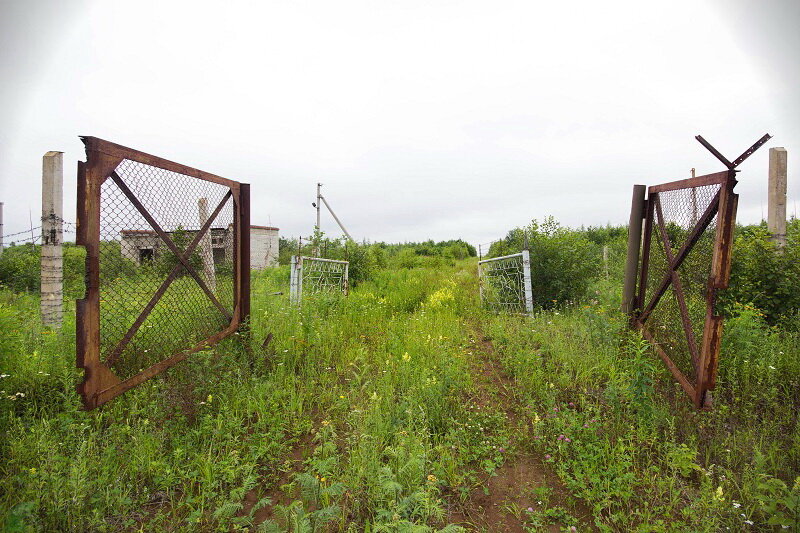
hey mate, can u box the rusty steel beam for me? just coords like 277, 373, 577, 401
103, 190, 234, 367
731, 133, 772, 168
695, 136, 734, 169
81, 136, 241, 191
634, 134, 769, 409
648, 171, 728, 194
639, 324, 696, 400
638, 189, 720, 323
109, 172, 232, 321
239, 183, 251, 329
76, 137, 248, 410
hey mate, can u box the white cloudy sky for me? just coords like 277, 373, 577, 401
1, 0, 797, 247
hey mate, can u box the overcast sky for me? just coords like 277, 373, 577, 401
1, 0, 798, 247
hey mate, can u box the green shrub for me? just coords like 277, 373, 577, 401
0, 244, 39, 292
488, 217, 599, 309
0, 244, 85, 296
720, 220, 800, 324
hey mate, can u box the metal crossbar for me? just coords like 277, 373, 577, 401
478, 250, 533, 314
630, 133, 770, 409
76, 136, 250, 409
289, 255, 349, 304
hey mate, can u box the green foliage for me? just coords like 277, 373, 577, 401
0, 244, 85, 297
1, 222, 799, 532
720, 220, 800, 324
0, 244, 39, 292
152, 225, 202, 277
488, 217, 599, 309
753, 474, 800, 529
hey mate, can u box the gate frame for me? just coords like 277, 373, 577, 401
289, 255, 349, 305
76, 136, 250, 409
626, 134, 771, 408
478, 249, 534, 314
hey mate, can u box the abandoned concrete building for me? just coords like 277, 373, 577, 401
119, 224, 279, 269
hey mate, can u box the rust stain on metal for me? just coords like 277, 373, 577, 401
631, 134, 770, 409
76, 137, 250, 409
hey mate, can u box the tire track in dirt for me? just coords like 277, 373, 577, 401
446, 321, 594, 532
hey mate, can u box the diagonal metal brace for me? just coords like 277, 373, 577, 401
695, 133, 771, 170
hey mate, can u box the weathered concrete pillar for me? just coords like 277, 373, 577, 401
768, 147, 787, 246
41, 151, 63, 328
197, 198, 217, 292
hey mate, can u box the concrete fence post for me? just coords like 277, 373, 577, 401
521, 249, 534, 314
768, 147, 787, 247
290, 255, 300, 305
197, 198, 217, 292
41, 151, 64, 328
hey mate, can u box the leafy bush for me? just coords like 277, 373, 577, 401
720, 220, 800, 324
0, 244, 85, 297
487, 217, 599, 309
0, 244, 39, 292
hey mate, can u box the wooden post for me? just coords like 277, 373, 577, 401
622, 185, 646, 315
768, 147, 787, 247
197, 198, 217, 292
41, 151, 64, 328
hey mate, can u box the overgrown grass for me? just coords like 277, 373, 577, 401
1, 251, 799, 531
484, 277, 800, 531
1, 262, 498, 531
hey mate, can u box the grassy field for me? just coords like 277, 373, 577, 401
1, 255, 799, 531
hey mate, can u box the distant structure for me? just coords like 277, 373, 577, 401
120, 224, 279, 269
250, 225, 279, 269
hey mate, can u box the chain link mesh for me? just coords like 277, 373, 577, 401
479, 254, 527, 313
642, 183, 720, 385
99, 159, 235, 380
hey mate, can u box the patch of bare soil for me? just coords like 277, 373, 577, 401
445, 326, 594, 532
239, 431, 315, 525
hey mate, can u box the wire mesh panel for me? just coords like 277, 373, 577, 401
478, 250, 533, 314
634, 171, 735, 408
289, 255, 348, 304
76, 137, 250, 409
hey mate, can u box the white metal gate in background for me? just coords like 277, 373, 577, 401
478, 250, 533, 314
290, 255, 349, 304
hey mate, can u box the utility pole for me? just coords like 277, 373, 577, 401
768, 147, 788, 247
314, 182, 322, 255
41, 151, 64, 328
316, 183, 321, 233
313, 183, 354, 243
0, 202, 4, 256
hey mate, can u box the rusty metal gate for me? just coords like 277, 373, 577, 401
628, 134, 770, 408
76, 137, 250, 409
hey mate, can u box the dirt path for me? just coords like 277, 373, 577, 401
446, 323, 594, 532
239, 431, 315, 525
